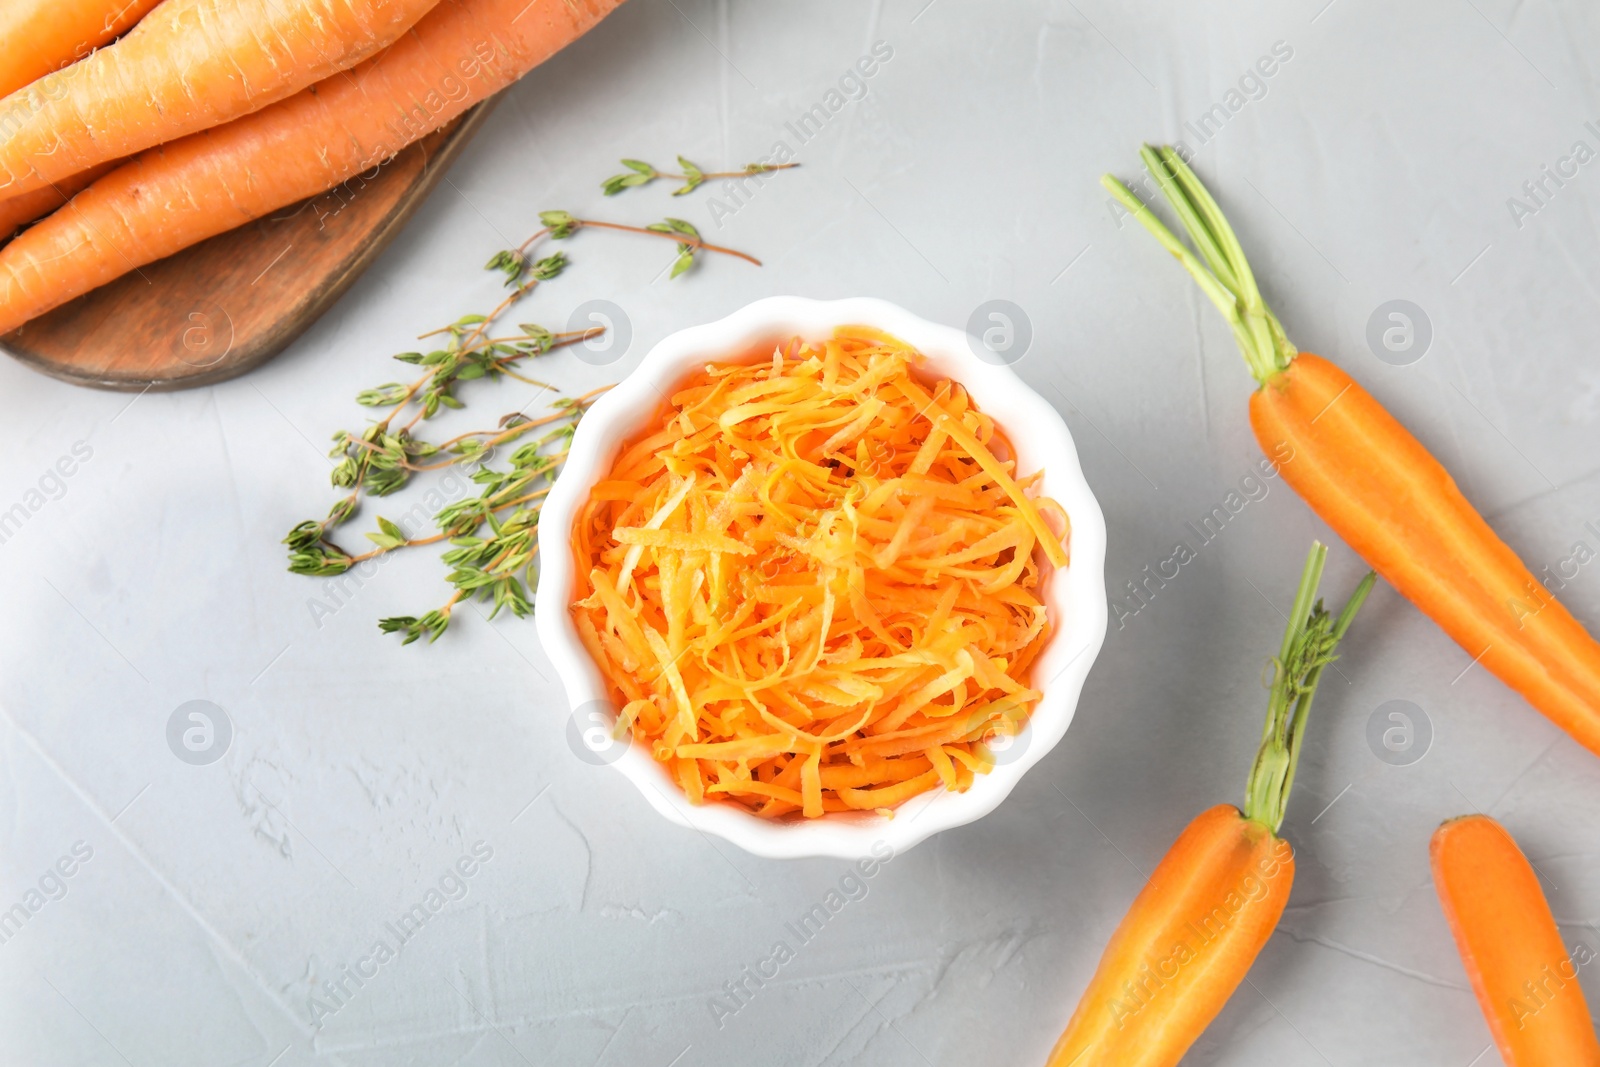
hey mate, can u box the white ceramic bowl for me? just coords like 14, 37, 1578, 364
535, 296, 1107, 859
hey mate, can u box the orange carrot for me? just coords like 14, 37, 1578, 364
1048, 805, 1294, 1067
0, 0, 165, 99
0, 163, 117, 245
573, 330, 1065, 818
1105, 146, 1600, 758
0, 0, 446, 199
1431, 814, 1600, 1066
0, 0, 625, 334
1046, 543, 1374, 1067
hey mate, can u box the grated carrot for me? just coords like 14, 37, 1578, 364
572, 328, 1069, 818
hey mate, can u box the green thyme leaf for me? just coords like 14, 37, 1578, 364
379, 609, 452, 645
326, 497, 357, 527
356, 383, 410, 407
664, 217, 700, 240
540, 210, 578, 238
531, 252, 567, 281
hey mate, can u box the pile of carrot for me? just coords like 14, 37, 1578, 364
1039, 144, 1600, 1065
573, 329, 1069, 818
0, 0, 626, 327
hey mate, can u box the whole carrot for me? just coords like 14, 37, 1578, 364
1046, 543, 1375, 1067
1431, 814, 1600, 1066
0, 0, 165, 99
1105, 146, 1600, 757
0, 0, 446, 199
0, 0, 625, 335
0, 163, 117, 246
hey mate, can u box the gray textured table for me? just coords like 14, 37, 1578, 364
3, 1, 1599, 1064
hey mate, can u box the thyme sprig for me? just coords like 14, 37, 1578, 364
281, 236, 588, 589
601, 155, 799, 197
371, 395, 600, 644
286, 311, 582, 572
484, 210, 760, 287
378, 494, 546, 645
284, 396, 593, 578
284, 174, 774, 643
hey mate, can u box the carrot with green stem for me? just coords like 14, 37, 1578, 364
0, 0, 447, 199
1431, 814, 1600, 1066
1104, 144, 1600, 758
1046, 542, 1375, 1067
0, 0, 165, 99
0, 0, 626, 336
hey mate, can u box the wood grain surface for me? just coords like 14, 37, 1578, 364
0, 101, 496, 392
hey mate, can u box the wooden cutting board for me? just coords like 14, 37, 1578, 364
0, 101, 496, 392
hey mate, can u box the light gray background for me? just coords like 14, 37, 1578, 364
3, 0, 1600, 1064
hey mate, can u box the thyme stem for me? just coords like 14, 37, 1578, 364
573, 219, 762, 265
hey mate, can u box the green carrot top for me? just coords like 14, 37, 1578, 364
1102, 144, 1299, 386
1244, 542, 1377, 832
